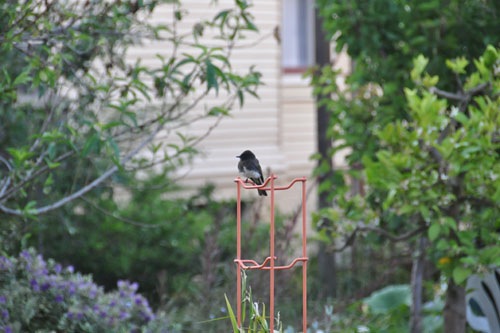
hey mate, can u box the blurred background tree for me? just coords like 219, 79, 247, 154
311, 1, 500, 332
0, 1, 266, 331
0, 0, 261, 222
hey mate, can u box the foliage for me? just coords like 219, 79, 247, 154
224, 271, 284, 333
312, 0, 500, 285
31, 182, 239, 294
24, 177, 279, 332
0, 248, 171, 332
363, 47, 500, 283
313, 43, 500, 281
0, 0, 261, 218
315, 0, 500, 164
312, 1, 500, 326
0, 2, 265, 327
364, 285, 411, 315
302, 284, 443, 333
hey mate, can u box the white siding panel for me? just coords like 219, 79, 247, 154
123, 0, 331, 212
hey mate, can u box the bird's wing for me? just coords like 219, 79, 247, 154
254, 160, 265, 183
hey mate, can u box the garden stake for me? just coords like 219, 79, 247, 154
234, 174, 308, 332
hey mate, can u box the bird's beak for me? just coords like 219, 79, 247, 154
236, 155, 240, 158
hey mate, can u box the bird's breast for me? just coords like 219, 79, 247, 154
240, 167, 261, 179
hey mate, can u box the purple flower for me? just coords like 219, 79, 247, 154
5, 326, 13, 333
66, 266, 74, 274
55, 294, 64, 303
30, 279, 40, 292
117, 280, 126, 289
117, 280, 139, 292
0, 296, 6, 304
141, 312, 155, 321
1, 309, 9, 320
88, 289, 97, 299
0, 257, 12, 271
41, 282, 51, 291
67, 282, 76, 295
20, 250, 31, 259
54, 264, 62, 274
119, 311, 130, 319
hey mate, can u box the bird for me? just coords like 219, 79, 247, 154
236, 150, 267, 196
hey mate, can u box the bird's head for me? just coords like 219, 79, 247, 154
236, 150, 255, 160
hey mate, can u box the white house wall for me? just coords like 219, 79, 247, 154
126, 0, 346, 212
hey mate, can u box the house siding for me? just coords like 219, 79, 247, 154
125, 0, 348, 212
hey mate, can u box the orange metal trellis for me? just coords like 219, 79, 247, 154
234, 174, 308, 332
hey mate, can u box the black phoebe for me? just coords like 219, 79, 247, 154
236, 150, 267, 196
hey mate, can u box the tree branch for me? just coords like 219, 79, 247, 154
0, 151, 75, 202
0, 120, 166, 216
0, 156, 13, 198
429, 82, 489, 102
79, 196, 163, 229
328, 224, 427, 252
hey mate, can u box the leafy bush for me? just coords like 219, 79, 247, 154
304, 284, 443, 333
22, 180, 280, 332
0, 249, 169, 332
364, 284, 411, 315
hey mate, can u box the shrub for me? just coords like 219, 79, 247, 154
0, 249, 169, 332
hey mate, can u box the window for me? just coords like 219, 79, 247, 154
281, 0, 315, 71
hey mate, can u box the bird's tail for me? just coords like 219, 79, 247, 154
258, 189, 267, 196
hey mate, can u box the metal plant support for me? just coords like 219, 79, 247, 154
234, 174, 308, 332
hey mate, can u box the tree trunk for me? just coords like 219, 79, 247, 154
314, 6, 336, 299
444, 279, 466, 333
410, 237, 426, 333
318, 243, 337, 298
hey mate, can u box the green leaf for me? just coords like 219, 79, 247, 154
45, 158, 61, 169
174, 10, 183, 21
107, 138, 120, 160
411, 54, 429, 82
82, 134, 101, 157
214, 9, 231, 24
43, 174, 54, 194
205, 59, 218, 94
482, 44, 498, 69
23, 201, 38, 218
241, 13, 258, 31
452, 266, 472, 285
208, 106, 229, 116
224, 294, 239, 332
453, 111, 469, 125
237, 89, 244, 106
478, 246, 500, 264
364, 285, 411, 314
422, 73, 439, 87
100, 121, 122, 131
41, 130, 65, 142
6, 147, 34, 167
442, 217, 457, 231
428, 223, 441, 241
13, 70, 31, 86
446, 57, 469, 74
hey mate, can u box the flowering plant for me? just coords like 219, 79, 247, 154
0, 249, 169, 332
